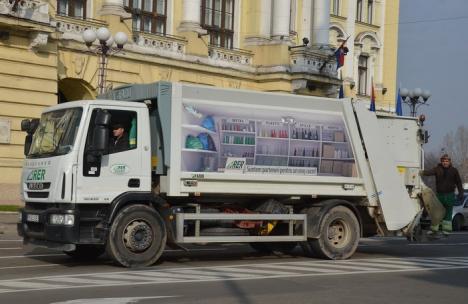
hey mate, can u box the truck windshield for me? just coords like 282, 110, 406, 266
28, 108, 83, 158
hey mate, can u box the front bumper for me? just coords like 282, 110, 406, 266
18, 205, 106, 248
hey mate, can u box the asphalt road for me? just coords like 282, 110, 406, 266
1, 212, 468, 304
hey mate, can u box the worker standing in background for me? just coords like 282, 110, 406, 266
421, 154, 464, 234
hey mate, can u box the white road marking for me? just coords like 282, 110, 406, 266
164, 248, 227, 252
166, 268, 257, 278
40, 277, 130, 286
245, 263, 343, 273
50, 296, 179, 304
335, 260, 417, 270
408, 242, 468, 246
407, 257, 468, 266
136, 270, 220, 281
0, 240, 22, 242
0, 281, 70, 289
0, 264, 60, 270
0, 253, 65, 259
0, 247, 22, 250
374, 258, 461, 268
0, 257, 467, 294
283, 261, 382, 272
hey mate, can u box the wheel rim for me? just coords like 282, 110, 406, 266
326, 218, 350, 248
123, 219, 154, 253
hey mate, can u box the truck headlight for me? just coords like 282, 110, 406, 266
50, 214, 75, 226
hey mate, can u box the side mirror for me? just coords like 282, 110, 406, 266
21, 118, 39, 134
89, 109, 110, 155
21, 118, 40, 156
24, 134, 32, 156
21, 119, 30, 132
95, 110, 111, 126
90, 126, 109, 155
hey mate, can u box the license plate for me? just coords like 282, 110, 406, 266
27, 183, 45, 190
27, 214, 39, 223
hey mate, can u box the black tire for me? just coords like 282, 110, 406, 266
452, 215, 463, 231
305, 206, 360, 260
64, 244, 105, 260
106, 204, 166, 267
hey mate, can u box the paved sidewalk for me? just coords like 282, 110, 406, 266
0, 212, 19, 236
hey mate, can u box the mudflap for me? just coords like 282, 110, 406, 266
404, 209, 425, 242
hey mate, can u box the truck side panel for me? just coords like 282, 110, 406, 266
353, 103, 420, 230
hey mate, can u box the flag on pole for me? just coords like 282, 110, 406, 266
338, 84, 344, 98
335, 36, 350, 69
395, 88, 403, 116
370, 81, 376, 112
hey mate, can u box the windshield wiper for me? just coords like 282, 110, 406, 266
27, 151, 56, 158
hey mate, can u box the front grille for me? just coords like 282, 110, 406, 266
27, 192, 49, 198
26, 222, 44, 233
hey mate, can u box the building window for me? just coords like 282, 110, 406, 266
57, 0, 87, 19
358, 55, 368, 95
356, 0, 363, 22
201, 0, 235, 49
331, 0, 340, 16
124, 0, 167, 34
367, 0, 374, 24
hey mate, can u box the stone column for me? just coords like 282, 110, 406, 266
312, 0, 330, 46
178, 0, 206, 34
271, 0, 291, 40
344, 0, 357, 85
99, 0, 130, 18
259, 0, 272, 39
300, 0, 313, 43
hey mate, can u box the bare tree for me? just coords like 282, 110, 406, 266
441, 126, 468, 184
422, 150, 439, 191
425, 125, 468, 190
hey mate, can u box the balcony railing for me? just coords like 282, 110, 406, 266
133, 31, 186, 55
0, 0, 49, 24
55, 15, 107, 41
289, 47, 338, 77
208, 45, 253, 67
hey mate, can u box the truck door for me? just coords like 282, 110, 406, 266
76, 107, 147, 203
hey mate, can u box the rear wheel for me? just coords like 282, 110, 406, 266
304, 206, 360, 260
64, 244, 105, 260
106, 204, 166, 267
452, 214, 464, 231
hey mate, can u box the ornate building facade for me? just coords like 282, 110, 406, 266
0, 0, 399, 204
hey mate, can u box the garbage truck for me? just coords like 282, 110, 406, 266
17, 81, 429, 267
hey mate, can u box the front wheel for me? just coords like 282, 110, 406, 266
304, 206, 360, 260
452, 215, 464, 231
106, 204, 166, 267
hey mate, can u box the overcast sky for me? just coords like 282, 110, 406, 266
397, 0, 468, 153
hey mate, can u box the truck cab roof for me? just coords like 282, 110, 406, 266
43, 99, 147, 113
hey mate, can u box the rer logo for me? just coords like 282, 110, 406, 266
27, 169, 46, 181
110, 164, 129, 175
224, 158, 246, 173
226, 160, 245, 169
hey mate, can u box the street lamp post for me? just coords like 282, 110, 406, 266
400, 87, 432, 117
82, 28, 128, 95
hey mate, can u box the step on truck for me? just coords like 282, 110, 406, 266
18, 82, 428, 267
